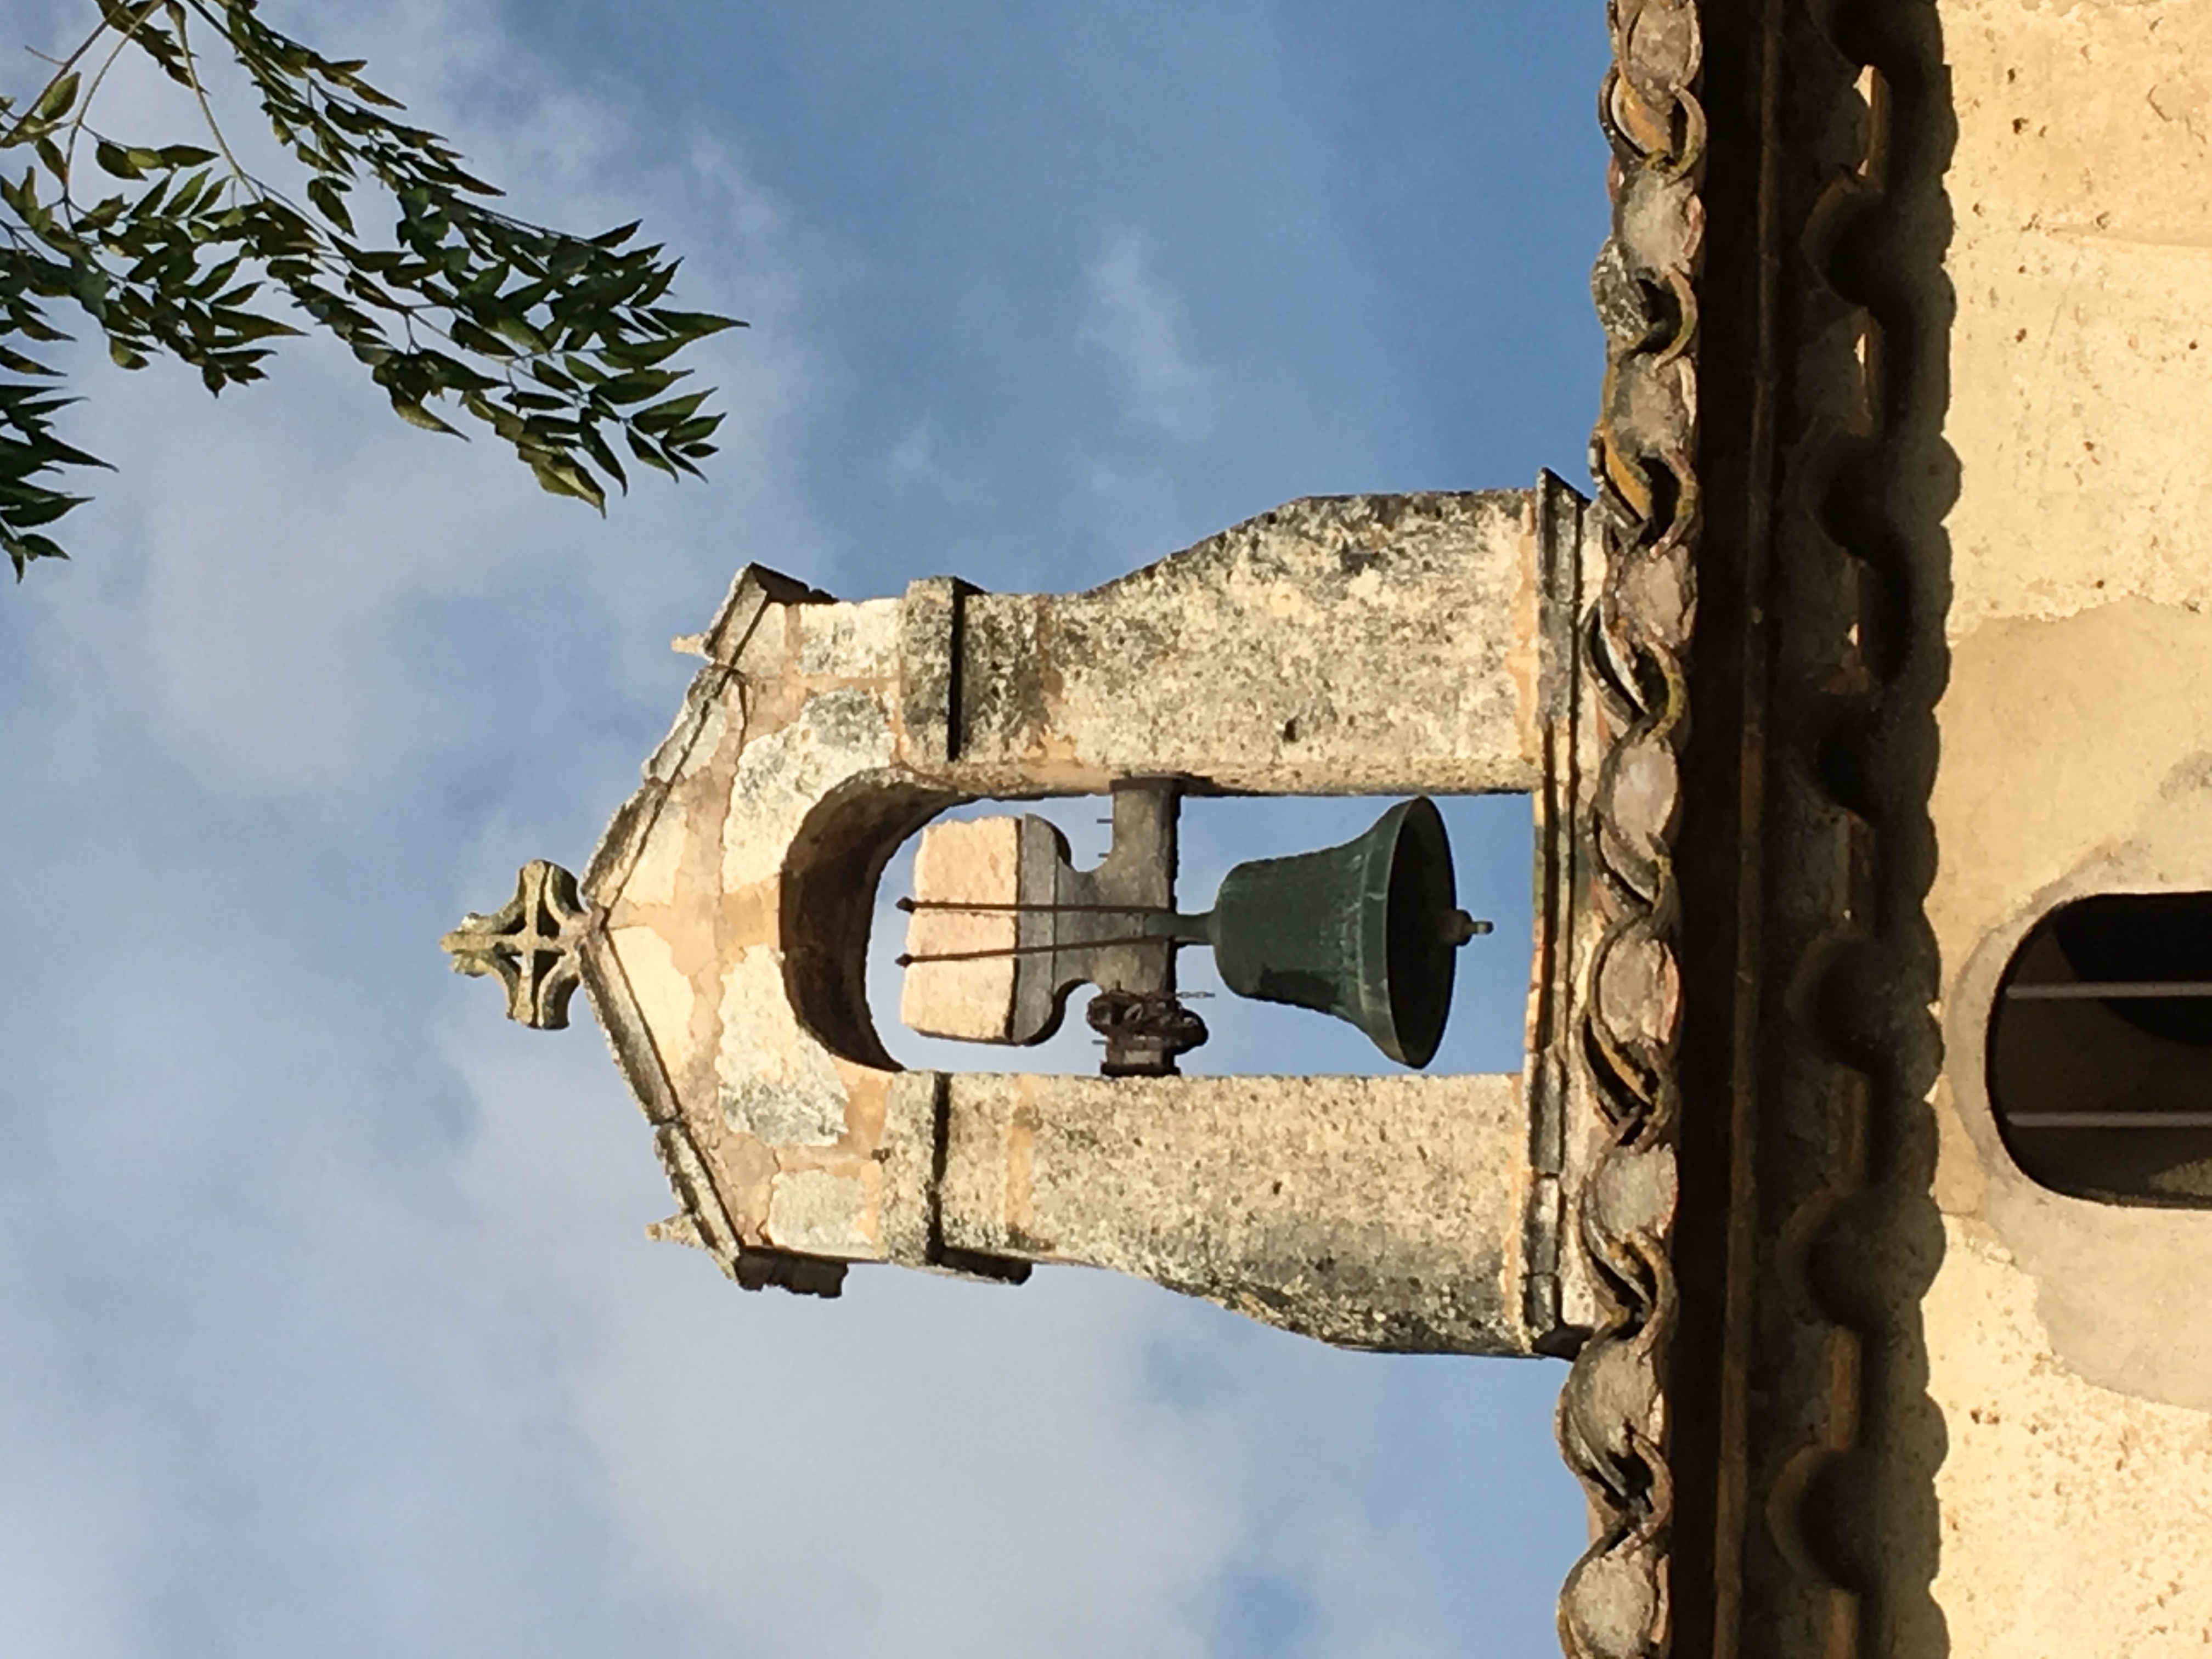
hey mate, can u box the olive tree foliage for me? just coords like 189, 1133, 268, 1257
0, 0, 740, 576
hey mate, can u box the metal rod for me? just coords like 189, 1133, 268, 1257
897, 934, 1171, 966
897, 898, 1167, 915
2007, 1111, 2212, 1129
2005, 981, 2212, 1000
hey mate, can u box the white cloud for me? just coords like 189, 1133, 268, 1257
1079, 229, 1228, 443
447, 1030, 1534, 1659
885, 418, 975, 504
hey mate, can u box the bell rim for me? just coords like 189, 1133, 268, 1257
1359, 795, 1459, 1068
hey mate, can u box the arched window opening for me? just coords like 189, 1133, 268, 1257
867, 792, 1536, 1078
1989, 892, 2212, 1205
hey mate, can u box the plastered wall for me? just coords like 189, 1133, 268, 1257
1926, 4, 2212, 1649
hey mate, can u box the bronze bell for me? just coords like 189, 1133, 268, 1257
1150, 796, 1489, 1068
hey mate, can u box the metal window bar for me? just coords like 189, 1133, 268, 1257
2004, 980, 2212, 1000
2001, 978, 2212, 1127
2007, 1112, 2212, 1129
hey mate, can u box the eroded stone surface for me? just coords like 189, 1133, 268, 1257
950, 492, 1545, 797
565, 484, 1596, 1353
896, 1071, 1542, 1353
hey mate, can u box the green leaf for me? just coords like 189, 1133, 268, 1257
126, 176, 171, 220
0, 346, 57, 376
12, 310, 69, 344
94, 141, 144, 181
220, 313, 306, 344
545, 239, 593, 276
528, 455, 605, 510
4, 490, 82, 527
578, 421, 627, 493
390, 394, 459, 435
165, 170, 215, 218
599, 334, 687, 370
305, 176, 354, 235
490, 313, 548, 354
598, 369, 681, 407
4, 529, 70, 577
632, 390, 709, 433
32, 73, 80, 125
445, 318, 512, 358
629, 263, 678, 309
625, 427, 678, 477
648, 308, 745, 338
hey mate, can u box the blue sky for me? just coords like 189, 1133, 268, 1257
0, 2, 1610, 1654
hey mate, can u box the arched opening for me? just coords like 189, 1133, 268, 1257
781, 773, 967, 1071
1988, 892, 2212, 1205
866, 792, 1537, 1077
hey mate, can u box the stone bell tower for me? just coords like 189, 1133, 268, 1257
447, 474, 1632, 1356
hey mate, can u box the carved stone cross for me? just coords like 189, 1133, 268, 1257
439, 859, 586, 1030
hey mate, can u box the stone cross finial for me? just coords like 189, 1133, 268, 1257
440, 860, 586, 1029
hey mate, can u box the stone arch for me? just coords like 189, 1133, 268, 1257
781, 773, 964, 1071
